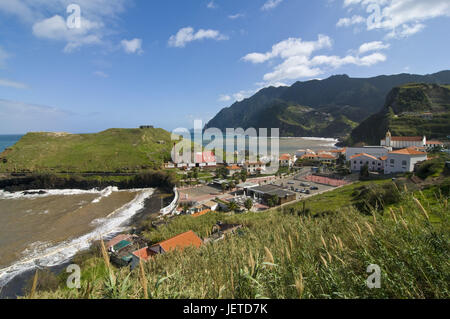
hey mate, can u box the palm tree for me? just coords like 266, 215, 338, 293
227, 201, 238, 212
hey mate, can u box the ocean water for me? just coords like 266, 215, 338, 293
0, 135, 23, 153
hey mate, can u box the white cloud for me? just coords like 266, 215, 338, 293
218, 94, 232, 102
229, 13, 245, 19
0, 0, 129, 52
243, 34, 333, 64
168, 27, 229, 48
261, 0, 283, 11
358, 40, 390, 53
336, 15, 365, 27
207, 1, 217, 9
32, 15, 102, 53
0, 78, 27, 89
339, 0, 450, 39
243, 35, 388, 82
121, 38, 143, 54
93, 71, 109, 78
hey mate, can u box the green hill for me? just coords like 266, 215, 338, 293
0, 128, 173, 173
347, 83, 450, 145
205, 71, 450, 138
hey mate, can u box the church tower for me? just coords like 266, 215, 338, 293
385, 130, 392, 147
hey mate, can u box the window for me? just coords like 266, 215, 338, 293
402, 160, 407, 167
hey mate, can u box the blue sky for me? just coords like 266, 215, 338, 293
0, 0, 449, 134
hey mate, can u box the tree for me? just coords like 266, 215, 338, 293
229, 181, 236, 190
227, 201, 238, 212
360, 163, 369, 178
240, 169, 248, 182
216, 167, 229, 179
221, 183, 227, 193
244, 199, 253, 211
267, 195, 279, 207
192, 168, 199, 179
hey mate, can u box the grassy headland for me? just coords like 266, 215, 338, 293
0, 128, 173, 173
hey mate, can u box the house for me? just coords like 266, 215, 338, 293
426, 140, 444, 150
194, 151, 217, 167
106, 234, 137, 250
246, 184, 296, 206
384, 148, 428, 174
350, 153, 385, 172
301, 153, 319, 161
380, 131, 426, 149
149, 230, 203, 254
279, 154, 295, 167
202, 200, 218, 211
226, 165, 242, 176
132, 247, 156, 262
317, 152, 337, 165
346, 146, 391, 160
329, 148, 346, 157
244, 161, 265, 174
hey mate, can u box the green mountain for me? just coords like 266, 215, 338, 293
205, 71, 450, 137
347, 83, 450, 146
0, 128, 173, 173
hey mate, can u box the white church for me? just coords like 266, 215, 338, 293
380, 131, 426, 149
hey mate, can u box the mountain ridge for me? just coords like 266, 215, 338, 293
205, 70, 450, 138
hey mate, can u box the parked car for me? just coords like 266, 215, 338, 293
310, 186, 319, 190
305, 190, 311, 194
295, 188, 301, 192
288, 181, 295, 185
300, 182, 310, 187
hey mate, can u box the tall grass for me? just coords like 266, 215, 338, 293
31, 184, 449, 299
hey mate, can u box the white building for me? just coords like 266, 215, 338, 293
345, 146, 391, 160
279, 154, 295, 167
244, 161, 265, 174
381, 131, 426, 149
384, 148, 428, 174
350, 153, 385, 172
426, 140, 444, 151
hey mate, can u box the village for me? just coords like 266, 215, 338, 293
104, 131, 447, 270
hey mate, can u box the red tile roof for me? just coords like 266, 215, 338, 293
192, 209, 211, 218
389, 148, 427, 155
318, 153, 336, 159
426, 140, 443, 145
279, 154, 291, 160
153, 231, 203, 252
391, 136, 423, 141
132, 247, 156, 261
350, 153, 379, 160
379, 156, 388, 161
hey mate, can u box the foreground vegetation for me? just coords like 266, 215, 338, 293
26, 176, 449, 299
